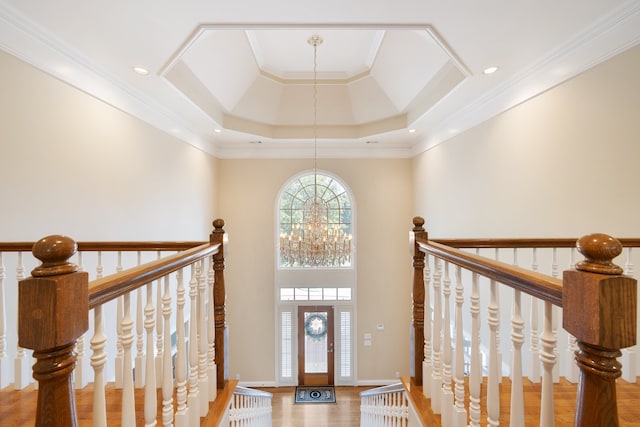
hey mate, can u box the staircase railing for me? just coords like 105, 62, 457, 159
14, 218, 233, 426
229, 386, 273, 427
407, 217, 637, 426
360, 383, 409, 426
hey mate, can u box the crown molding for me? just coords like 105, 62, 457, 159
412, 0, 640, 156
0, 0, 219, 156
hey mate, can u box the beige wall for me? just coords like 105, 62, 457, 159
218, 158, 413, 383
412, 44, 640, 239
0, 50, 219, 241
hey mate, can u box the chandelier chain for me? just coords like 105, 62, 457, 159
279, 35, 352, 268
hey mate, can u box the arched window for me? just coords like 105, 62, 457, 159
278, 172, 353, 268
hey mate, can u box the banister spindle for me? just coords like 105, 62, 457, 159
431, 257, 442, 414
19, 235, 88, 427
0, 252, 7, 389
441, 261, 453, 426
563, 234, 637, 427
155, 251, 164, 387
529, 248, 541, 383
197, 259, 209, 415
487, 275, 500, 427
423, 252, 432, 399
135, 251, 145, 389
566, 247, 579, 383
411, 217, 426, 388
453, 265, 467, 426
175, 268, 189, 427
510, 248, 525, 427
144, 280, 157, 427
74, 253, 88, 390
188, 263, 200, 425
161, 274, 174, 425
623, 247, 637, 382
207, 256, 217, 401
115, 251, 124, 389
15, 251, 30, 390
121, 290, 135, 426
468, 251, 481, 427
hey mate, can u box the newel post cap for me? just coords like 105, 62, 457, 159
563, 233, 636, 349
19, 235, 88, 350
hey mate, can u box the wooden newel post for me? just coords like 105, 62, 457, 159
18, 235, 89, 427
411, 216, 427, 386
210, 218, 227, 389
563, 233, 637, 427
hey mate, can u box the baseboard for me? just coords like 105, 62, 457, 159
237, 380, 278, 388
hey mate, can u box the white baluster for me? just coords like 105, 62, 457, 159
509, 249, 525, 427
188, 263, 201, 425
566, 247, 579, 383
207, 257, 217, 401
529, 248, 541, 383
452, 266, 467, 427
96, 251, 104, 279
115, 251, 124, 389
0, 252, 8, 389
91, 306, 108, 427
144, 281, 158, 427
551, 248, 560, 383
622, 247, 637, 382
468, 254, 481, 427
197, 259, 210, 415
494, 249, 502, 384
121, 292, 136, 426
539, 302, 556, 427
155, 251, 164, 387
487, 277, 500, 427
161, 275, 174, 426
441, 262, 453, 427
135, 251, 145, 389
423, 253, 432, 399
175, 269, 189, 427
14, 251, 29, 390
74, 252, 88, 389
431, 258, 442, 414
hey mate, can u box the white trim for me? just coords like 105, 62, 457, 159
412, 0, 640, 156
358, 379, 401, 386
238, 380, 278, 388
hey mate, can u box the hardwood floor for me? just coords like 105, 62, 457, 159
2, 379, 640, 426
256, 386, 373, 427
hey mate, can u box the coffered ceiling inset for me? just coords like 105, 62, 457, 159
162, 25, 468, 140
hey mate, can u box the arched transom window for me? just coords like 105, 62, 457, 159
279, 172, 353, 268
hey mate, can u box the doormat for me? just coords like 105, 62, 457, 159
295, 386, 336, 404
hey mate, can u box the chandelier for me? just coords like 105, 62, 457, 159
279, 35, 353, 268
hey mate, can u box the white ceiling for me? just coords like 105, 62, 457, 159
1, 0, 639, 158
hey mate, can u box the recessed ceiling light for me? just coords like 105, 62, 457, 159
483, 66, 499, 75
365, 140, 379, 144
249, 140, 262, 144
132, 66, 149, 75
214, 128, 222, 133
408, 129, 416, 133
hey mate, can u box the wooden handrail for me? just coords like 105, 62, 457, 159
411, 217, 637, 426
432, 237, 640, 248
417, 239, 563, 306
0, 241, 206, 252
18, 219, 228, 427
88, 242, 220, 309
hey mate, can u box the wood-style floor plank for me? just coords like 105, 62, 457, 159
2, 379, 640, 426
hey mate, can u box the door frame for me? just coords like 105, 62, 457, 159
297, 305, 334, 386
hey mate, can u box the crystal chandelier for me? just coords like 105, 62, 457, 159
279, 35, 353, 268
